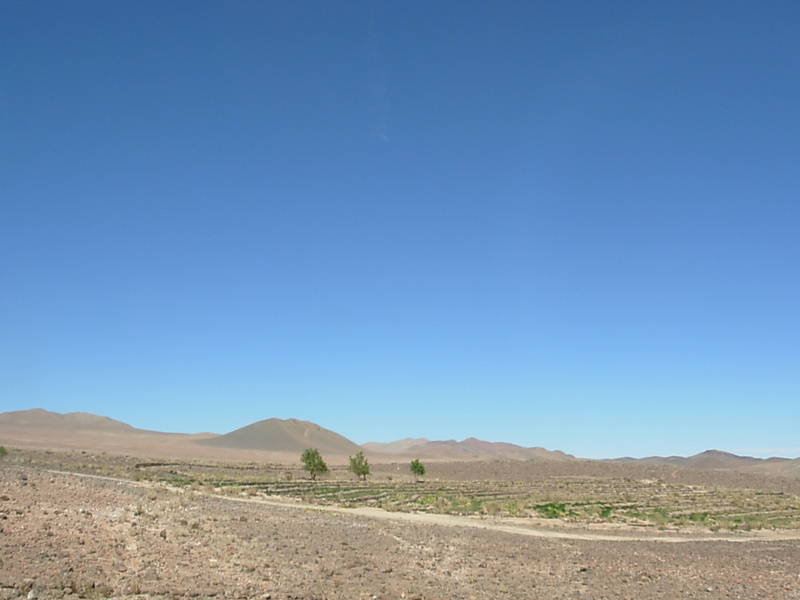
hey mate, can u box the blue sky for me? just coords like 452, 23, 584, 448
2, 1, 798, 459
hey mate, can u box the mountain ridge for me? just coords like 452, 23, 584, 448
365, 437, 574, 461
0, 408, 138, 432
1, 409, 797, 472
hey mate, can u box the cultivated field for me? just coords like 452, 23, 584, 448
13, 448, 800, 533
2, 448, 800, 599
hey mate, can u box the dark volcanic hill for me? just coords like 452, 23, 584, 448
195, 418, 363, 456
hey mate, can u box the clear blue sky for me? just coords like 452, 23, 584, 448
2, 1, 798, 459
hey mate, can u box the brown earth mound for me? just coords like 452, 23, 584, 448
194, 417, 363, 456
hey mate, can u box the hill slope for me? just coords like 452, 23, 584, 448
195, 418, 362, 456
747, 457, 800, 476
0, 408, 136, 432
0, 408, 217, 457
366, 437, 574, 461
613, 449, 793, 472
362, 438, 429, 454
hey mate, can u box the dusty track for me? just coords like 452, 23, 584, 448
4, 460, 800, 599
41, 466, 800, 544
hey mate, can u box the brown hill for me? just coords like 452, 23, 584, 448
366, 437, 574, 461
195, 418, 362, 456
684, 449, 765, 469
614, 450, 794, 473
0, 408, 219, 459
0, 408, 136, 432
747, 457, 800, 476
362, 438, 430, 454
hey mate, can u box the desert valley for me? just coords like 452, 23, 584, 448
1, 409, 800, 599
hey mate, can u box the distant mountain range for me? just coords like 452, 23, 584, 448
363, 437, 574, 461
612, 449, 800, 476
1, 409, 798, 476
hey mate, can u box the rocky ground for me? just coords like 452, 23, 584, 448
2, 458, 800, 600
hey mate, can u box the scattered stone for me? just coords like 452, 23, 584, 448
2, 449, 800, 600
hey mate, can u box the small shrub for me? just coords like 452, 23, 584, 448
505, 500, 521, 516
688, 512, 709, 522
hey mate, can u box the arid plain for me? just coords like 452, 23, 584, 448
1, 410, 800, 599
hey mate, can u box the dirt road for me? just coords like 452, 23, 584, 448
3, 463, 800, 599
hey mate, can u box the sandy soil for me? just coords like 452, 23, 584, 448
2, 459, 800, 600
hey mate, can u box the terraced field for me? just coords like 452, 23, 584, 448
245, 476, 800, 531
11, 448, 800, 532
7, 454, 800, 600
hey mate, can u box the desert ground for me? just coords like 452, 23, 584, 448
2, 448, 800, 600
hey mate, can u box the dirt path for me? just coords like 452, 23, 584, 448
44, 467, 800, 543
236, 493, 800, 543
6, 462, 800, 600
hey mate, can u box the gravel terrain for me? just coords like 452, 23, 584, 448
2, 459, 800, 599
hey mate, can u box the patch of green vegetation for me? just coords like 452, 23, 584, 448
688, 512, 710, 522
641, 507, 671, 526
535, 503, 571, 519
13, 448, 800, 533
504, 500, 522, 516
469, 498, 484, 512
340, 489, 383, 500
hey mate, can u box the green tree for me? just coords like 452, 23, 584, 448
0, 446, 7, 459
410, 458, 425, 479
348, 451, 370, 481
300, 448, 328, 480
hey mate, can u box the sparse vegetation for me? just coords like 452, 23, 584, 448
4, 447, 800, 600
0, 445, 7, 459
5, 447, 800, 533
348, 451, 370, 481
300, 448, 328, 480
247, 475, 800, 531
410, 459, 425, 479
